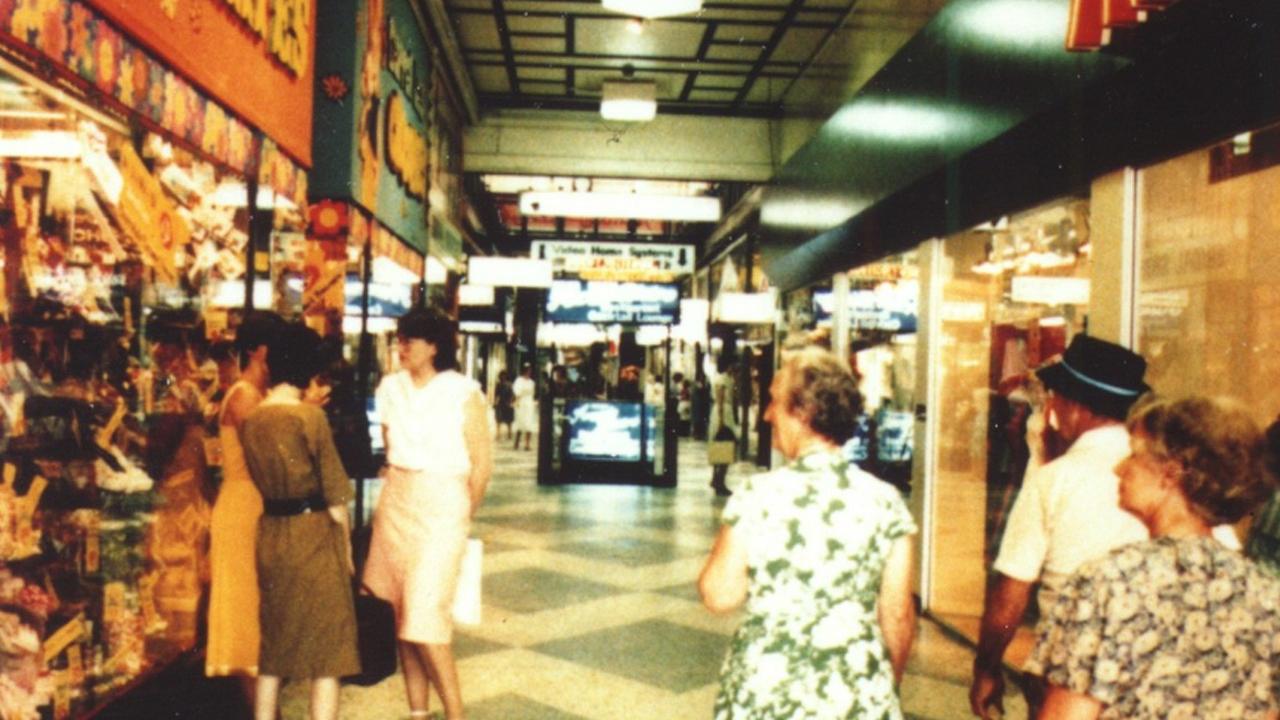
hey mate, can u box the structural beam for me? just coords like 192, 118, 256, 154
464, 110, 779, 182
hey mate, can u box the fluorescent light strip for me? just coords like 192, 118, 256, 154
519, 191, 721, 222
602, 0, 702, 19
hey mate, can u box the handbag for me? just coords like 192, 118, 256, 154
346, 584, 398, 686
452, 538, 483, 626
707, 425, 736, 465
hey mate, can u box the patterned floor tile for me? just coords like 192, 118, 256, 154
483, 567, 623, 613
467, 692, 593, 720
550, 536, 706, 567
529, 619, 729, 694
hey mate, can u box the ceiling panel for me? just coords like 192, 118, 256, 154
511, 35, 567, 53
456, 14, 502, 51
575, 18, 705, 58
444, 0, 859, 117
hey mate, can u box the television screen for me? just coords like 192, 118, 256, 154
546, 280, 680, 325
345, 275, 414, 318
813, 288, 917, 333
565, 400, 645, 462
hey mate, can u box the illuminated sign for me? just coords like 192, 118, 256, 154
532, 241, 695, 278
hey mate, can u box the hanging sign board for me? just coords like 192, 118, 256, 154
531, 241, 696, 280
468, 257, 553, 288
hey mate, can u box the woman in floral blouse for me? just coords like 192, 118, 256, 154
699, 346, 917, 719
1031, 396, 1280, 720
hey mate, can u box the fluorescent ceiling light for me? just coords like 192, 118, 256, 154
519, 191, 720, 222
602, 0, 702, 18
601, 79, 656, 122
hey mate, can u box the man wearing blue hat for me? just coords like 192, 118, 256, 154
969, 335, 1152, 719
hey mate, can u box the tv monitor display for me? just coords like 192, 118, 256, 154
813, 288, 917, 333
546, 280, 680, 325
565, 400, 653, 462
345, 275, 414, 318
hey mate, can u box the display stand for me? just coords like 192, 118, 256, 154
537, 398, 676, 488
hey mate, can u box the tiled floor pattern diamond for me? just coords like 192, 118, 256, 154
280, 438, 1026, 719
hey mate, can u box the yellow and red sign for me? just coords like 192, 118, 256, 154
1067, 0, 1179, 51
82, 0, 315, 166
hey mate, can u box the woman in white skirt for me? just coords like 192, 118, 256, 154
511, 363, 537, 451
363, 307, 493, 720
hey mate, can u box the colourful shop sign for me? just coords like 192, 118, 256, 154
0, 0, 307, 206
80, 0, 315, 166
311, 0, 429, 255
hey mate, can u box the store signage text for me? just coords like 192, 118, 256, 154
385, 92, 427, 201
219, 0, 311, 75
532, 241, 696, 278
386, 14, 428, 121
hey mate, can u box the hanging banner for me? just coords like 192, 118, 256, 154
311, 0, 429, 253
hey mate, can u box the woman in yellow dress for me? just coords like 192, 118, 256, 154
205, 312, 280, 706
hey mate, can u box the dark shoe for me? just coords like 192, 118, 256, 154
711, 483, 732, 497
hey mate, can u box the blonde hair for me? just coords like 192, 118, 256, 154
1127, 396, 1276, 524
777, 346, 863, 445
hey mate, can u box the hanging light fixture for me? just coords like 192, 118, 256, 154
600, 79, 657, 121
602, 0, 702, 19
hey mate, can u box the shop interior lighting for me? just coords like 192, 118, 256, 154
0, 130, 80, 158
600, 79, 657, 122
426, 256, 449, 284
602, 0, 702, 19
519, 191, 720, 222
458, 284, 495, 306
208, 181, 298, 210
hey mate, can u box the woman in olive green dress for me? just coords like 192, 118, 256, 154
241, 323, 358, 720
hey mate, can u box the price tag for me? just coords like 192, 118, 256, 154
67, 644, 84, 687
43, 613, 85, 665
138, 573, 158, 631
103, 582, 126, 624
83, 513, 100, 574
52, 668, 70, 720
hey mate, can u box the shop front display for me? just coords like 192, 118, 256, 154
0, 2, 315, 717
928, 199, 1090, 625
1133, 125, 1280, 428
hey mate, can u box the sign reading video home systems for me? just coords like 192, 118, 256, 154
546, 281, 680, 325
531, 241, 695, 281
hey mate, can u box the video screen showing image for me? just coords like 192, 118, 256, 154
546, 280, 680, 325
565, 400, 644, 462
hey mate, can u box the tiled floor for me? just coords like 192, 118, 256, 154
278, 439, 1029, 720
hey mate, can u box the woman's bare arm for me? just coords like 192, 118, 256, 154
699, 525, 748, 613
877, 534, 916, 685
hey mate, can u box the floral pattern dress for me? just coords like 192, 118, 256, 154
715, 450, 916, 720
1027, 536, 1280, 720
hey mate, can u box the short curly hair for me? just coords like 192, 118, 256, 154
396, 305, 459, 371
778, 346, 864, 445
1127, 396, 1277, 525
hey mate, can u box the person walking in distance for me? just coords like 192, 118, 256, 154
511, 363, 537, 451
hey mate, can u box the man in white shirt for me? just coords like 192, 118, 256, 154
969, 335, 1151, 719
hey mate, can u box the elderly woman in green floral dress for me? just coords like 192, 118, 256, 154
1031, 396, 1280, 720
699, 346, 917, 719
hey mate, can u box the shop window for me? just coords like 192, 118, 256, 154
0, 62, 273, 718
930, 199, 1090, 623
1136, 137, 1280, 428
